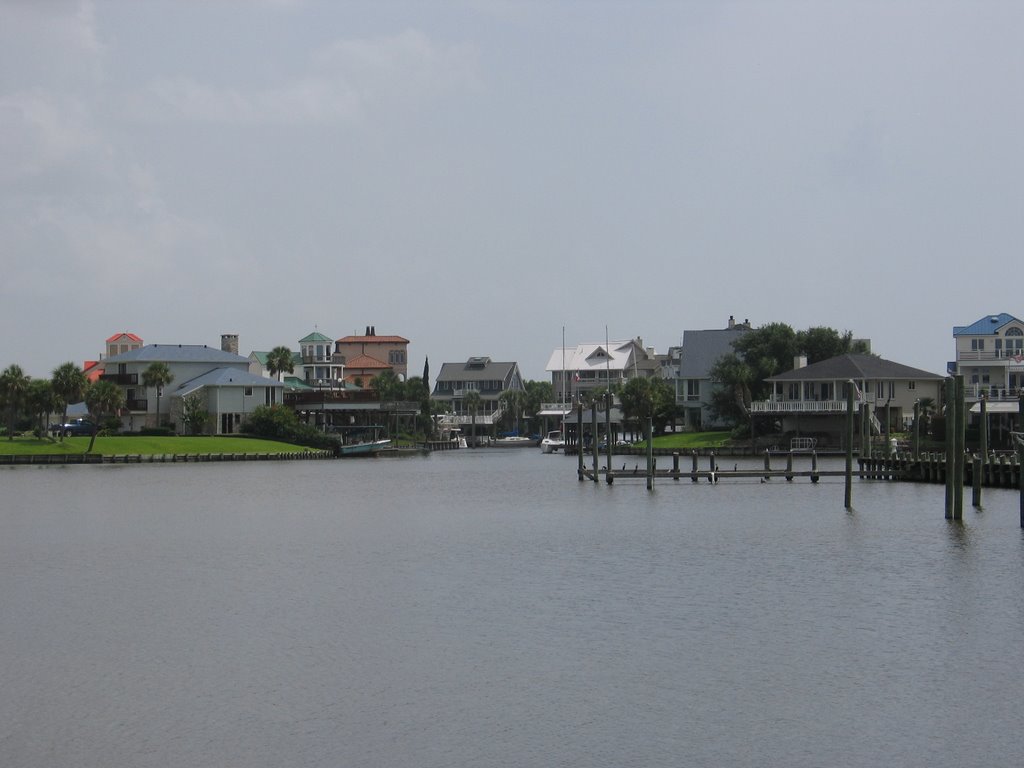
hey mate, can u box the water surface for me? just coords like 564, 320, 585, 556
3, 451, 1023, 767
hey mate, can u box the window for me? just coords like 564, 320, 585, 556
686, 380, 700, 401
244, 386, 253, 397
971, 339, 986, 351
908, 381, 916, 390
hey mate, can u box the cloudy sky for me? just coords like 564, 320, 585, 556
2, 1, 1021, 381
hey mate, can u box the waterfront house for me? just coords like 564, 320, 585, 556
432, 357, 526, 432
545, 337, 658, 403
951, 313, 1024, 402
334, 326, 410, 385
750, 353, 944, 446
675, 318, 751, 429
101, 338, 283, 434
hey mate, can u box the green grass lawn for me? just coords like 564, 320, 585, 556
645, 431, 733, 450
0, 435, 311, 456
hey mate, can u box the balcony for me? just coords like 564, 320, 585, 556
100, 373, 138, 385
964, 385, 1024, 402
126, 398, 148, 411
751, 399, 860, 414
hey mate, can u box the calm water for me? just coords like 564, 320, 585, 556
3, 450, 1024, 767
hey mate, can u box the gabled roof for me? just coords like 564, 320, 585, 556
679, 328, 749, 378
299, 331, 333, 343
545, 339, 645, 373
174, 367, 283, 397
105, 344, 250, 365
953, 313, 1024, 336
249, 351, 269, 365
436, 359, 519, 383
336, 334, 409, 344
344, 354, 391, 370
106, 332, 143, 343
766, 354, 944, 382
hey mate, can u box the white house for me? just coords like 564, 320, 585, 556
101, 342, 283, 434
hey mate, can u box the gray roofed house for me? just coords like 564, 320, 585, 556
100, 342, 282, 434
675, 327, 750, 429
432, 357, 525, 427
751, 353, 944, 445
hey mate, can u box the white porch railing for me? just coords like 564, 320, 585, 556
751, 400, 852, 414
964, 385, 1024, 401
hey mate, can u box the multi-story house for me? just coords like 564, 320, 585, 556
545, 337, 657, 403
101, 335, 283, 434
334, 326, 410, 385
951, 313, 1024, 401
675, 318, 751, 429
432, 357, 525, 428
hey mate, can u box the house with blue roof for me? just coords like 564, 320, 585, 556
101, 339, 283, 434
952, 313, 1024, 402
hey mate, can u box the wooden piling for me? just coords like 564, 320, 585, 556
591, 402, 599, 483
763, 450, 770, 481
811, 451, 819, 483
975, 398, 987, 508
646, 417, 654, 491
691, 451, 699, 482
672, 452, 680, 481
577, 401, 585, 481
954, 374, 965, 521
944, 377, 954, 520
785, 452, 794, 482
846, 383, 854, 508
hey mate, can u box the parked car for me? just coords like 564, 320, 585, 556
50, 419, 94, 437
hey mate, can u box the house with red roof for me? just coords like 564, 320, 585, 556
334, 326, 409, 385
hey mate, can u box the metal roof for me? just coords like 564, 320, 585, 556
174, 367, 283, 397
953, 313, 1023, 336
104, 344, 250, 365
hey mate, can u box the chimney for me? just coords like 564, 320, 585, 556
794, 355, 808, 370
728, 315, 735, 329
365, 326, 370, 336
221, 334, 239, 355
370, 326, 376, 336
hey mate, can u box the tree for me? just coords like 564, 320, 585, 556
142, 361, 174, 429
709, 322, 870, 431
266, 346, 295, 381
84, 379, 124, 452
371, 369, 404, 401
52, 361, 88, 442
0, 364, 30, 440
524, 379, 554, 422
499, 388, 528, 435
463, 390, 481, 447
180, 392, 209, 435
617, 376, 677, 437
26, 379, 59, 438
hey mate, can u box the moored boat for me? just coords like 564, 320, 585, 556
541, 430, 565, 454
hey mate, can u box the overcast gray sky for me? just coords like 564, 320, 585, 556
2, 1, 1021, 381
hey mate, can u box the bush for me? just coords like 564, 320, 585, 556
138, 427, 175, 437
241, 405, 335, 450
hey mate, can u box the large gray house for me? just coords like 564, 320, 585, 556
101, 340, 283, 434
675, 322, 751, 429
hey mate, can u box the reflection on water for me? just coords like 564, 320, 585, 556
2, 452, 1024, 767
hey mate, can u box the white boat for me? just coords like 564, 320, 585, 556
541, 430, 566, 454
491, 435, 540, 447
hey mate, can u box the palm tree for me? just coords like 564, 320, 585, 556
266, 346, 295, 381
142, 361, 174, 429
499, 388, 527, 436
371, 369, 404, 402
52, 361, 88, 442
84, 380, 124, 453
463, 390, 481, 448
0, 364, 30, 440
26, 379, 59, 438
